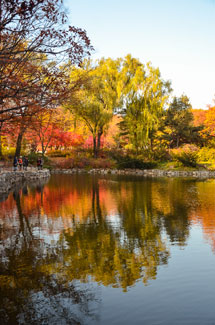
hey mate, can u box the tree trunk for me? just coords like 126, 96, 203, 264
93, 135, 97, 158
0, 136, 2, 158
134, 130, 138, 156
176, 136, 179, 148
0, 122, 3, 158
97, 131, 103, 155
150, 137, 154, 151
15, 130, 24, 157
41, 141, 45, 157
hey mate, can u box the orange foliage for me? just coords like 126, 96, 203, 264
192, 108, 206, 127
203, 106, 215, 137
103, 115, 122, 148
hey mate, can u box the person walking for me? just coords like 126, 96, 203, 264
37, 157, 41, 170
40, 157, 43, 169
18, 156, 23, 170
13, 156, 18, 171
23, 156, 29, 171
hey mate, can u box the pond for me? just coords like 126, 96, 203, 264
1, 174, 215, 324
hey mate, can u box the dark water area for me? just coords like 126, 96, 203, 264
1, 174, 215, 324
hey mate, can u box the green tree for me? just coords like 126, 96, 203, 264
164, 95, 194, 148
119, 59, 171, 154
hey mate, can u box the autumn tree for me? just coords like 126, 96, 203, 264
119, 57, 171, 153
0, 0, 92, 120
66, 58, 121, 157
192, 109, 206, 127
25, 107, 84, 155
200, 106, 215, 146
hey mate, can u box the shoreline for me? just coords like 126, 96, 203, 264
1, 167, 215, 196
0, 169, 50, 195
50, 168, 215, 178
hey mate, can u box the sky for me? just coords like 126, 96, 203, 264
65, 0, 215, 109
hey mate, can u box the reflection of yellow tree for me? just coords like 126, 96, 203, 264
42, 177, 170, 292
151, 178, 198, 245
115, 177, 197, 246
59, 223, 169, 291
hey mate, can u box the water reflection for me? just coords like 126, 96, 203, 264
0, 179, 100, 324
1, 175, 215, 323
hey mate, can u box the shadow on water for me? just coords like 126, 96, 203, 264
0, 174, 213, 324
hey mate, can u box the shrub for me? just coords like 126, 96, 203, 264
151, 148, 170, 161
47, 150, 72, 157
171, 149, 198, 168
197, 147, 215, 163
115, 156, 157, 169
90, 158, 115, 169
50, 157, 115, 169
2, 147, 16, 159
28, 152, 50, 166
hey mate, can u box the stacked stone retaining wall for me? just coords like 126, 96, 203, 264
50, 168, 215, 178
0, 169, 50, 194
1, 168, 214, 195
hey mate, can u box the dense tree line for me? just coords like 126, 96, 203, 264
1, 2, 215, 166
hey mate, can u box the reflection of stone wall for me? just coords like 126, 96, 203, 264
0, 169, 50, 194
51, 168, 215, 178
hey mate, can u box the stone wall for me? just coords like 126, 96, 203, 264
51, 168, 215, 179
1, 167, 213, 196
0, 169, 50, 194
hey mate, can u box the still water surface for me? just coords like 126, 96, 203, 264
1, 174, 215, 324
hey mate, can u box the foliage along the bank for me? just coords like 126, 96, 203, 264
1, 13, 215, 168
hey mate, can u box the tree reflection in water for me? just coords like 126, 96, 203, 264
0, 181, 100, 325
0, 174, 207, 324
60, 176, 170, 291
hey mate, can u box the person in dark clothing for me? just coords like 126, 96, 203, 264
13, 156, 18, 171
40, 157, 43, 169
37, 157, 44, 170
37, 157, 40, 170
23, 156, 29, 171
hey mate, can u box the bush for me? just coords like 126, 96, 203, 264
115, 156, 157, 169
197, 147, 215, 163
137, 148, 170, 162
47, 150, 72, 157
28, 152, 50, 167
151, 148, 170, 161
2, 147, 16, 159
90, 158, 115, 169
172, 150, 198, 168
50, 157, 115, 169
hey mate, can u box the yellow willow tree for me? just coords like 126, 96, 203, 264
65, 55, 171, 157
119, 57, 172, 154
65, 58, 122, 158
